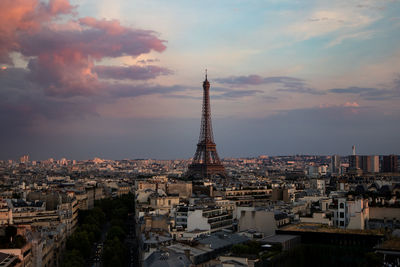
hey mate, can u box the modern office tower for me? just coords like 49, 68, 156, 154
349, 155, 360, 170
367, 155, 379, 173
352, 145, 356, 156
187, 73, 226, 179
349, 155, 379, 173
331, 155, 341, 174
382, 155, 398, 173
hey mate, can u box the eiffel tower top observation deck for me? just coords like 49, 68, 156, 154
187, 71, 226, 179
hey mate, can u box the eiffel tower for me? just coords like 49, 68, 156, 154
187, 72, 227, 179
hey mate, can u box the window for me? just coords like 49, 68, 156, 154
340, 212, 344, 218
340, 203, 344, 209
340, 221, 344, 226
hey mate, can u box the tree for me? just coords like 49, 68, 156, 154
106, 225, 125, 241
67, 231, 91, 258
61, 250, 85, 267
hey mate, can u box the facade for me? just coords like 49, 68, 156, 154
0, 241, 32, 267
382, 155, 398, 173
331, 155, 341, 175
186, 206, 233, 233
0, 199, 12, 225
4, 200, 61, 227
332, 198, 369, 229
307, 165, 328, 178
349, 155, 379, 173
167, 182, 192, 199
237, 207, 278, 236
149, 196, 180, 210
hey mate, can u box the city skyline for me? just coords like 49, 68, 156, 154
1, 0, 400, 160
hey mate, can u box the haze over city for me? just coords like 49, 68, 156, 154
1, 0, 400, 160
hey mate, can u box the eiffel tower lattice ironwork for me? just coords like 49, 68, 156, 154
187, 72, 226, 179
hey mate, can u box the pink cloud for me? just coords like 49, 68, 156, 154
319, 102, 360, 108
343, 101, 360, 107
0, 1, 169, 97
46, 0, 75, 15
0, 0, 76, 64
79, 17, 125, 35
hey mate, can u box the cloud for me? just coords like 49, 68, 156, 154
328, 77, 400, 100
0, 67, 97, 137
106, 84, 186, 98
0, 0, 177, 140
163, 94, 202, 100
318, 102, 361, 114
137, 58, 160, 64
289, 9, 377, 41
327, 30, 375, 47
216, 75, 266, 86
343, 101, 360, 108
162, 85, 265, 100
329, 86, 376, 94
213, 89, 263, 99
216, 75, 302, 86
215, 75, 322, 95
276, 87, 324, 95
0, 1, 168, 98
95, 65, 172, 80
0, 0, 76, 64
18, 19, 167, 97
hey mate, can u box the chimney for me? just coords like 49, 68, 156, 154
184, 249, 191, 260
156, 183, 159, 197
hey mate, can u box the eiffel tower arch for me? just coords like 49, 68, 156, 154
186, 72, 227, 179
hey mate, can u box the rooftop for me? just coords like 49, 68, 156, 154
280, 223, 385, 236
376, 238, 400, 251
261, 234, 300, 243
197, 232, 249, 250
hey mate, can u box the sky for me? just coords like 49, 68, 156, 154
1, 0, 400, 160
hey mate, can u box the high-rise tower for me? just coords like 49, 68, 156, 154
187, 72, 226, 179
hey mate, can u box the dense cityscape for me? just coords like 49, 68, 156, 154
0, 151, 399, 266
